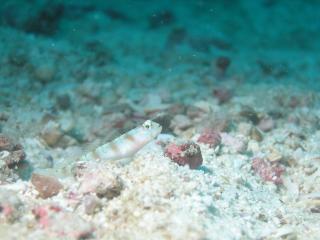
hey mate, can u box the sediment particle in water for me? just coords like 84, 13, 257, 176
149, 10, 175, 29
165, 142, 203, 169
31, 173, 63, 199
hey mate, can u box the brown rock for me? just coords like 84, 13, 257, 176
165, 142, 203, 169
0, 134, 14, 151
31, 173, 63, 199
40, 121, 63, 147
3, 150, 26, 167
250, 127, 263, 142
95, 176, 123, 199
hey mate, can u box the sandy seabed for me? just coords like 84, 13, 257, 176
0, 1, 320, 239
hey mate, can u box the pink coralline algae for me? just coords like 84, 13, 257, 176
0, 190, 22, 222
32, 205, 93, 239
252, 157, 285, 185
165, 142, 203, 169
197, 130, 221, 148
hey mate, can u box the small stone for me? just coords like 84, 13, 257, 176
212, 88, 232, 104
149, 10, 175, 29
250, 127, 263, 142
267, 150, 282, 163
197, 130, 221, 148
247, 140, 260, 153
83, 195, 101, 215
33, 63, 55, 84
31, 173, 63, 199
165, 142, 203, 169
0, 112, 9, 122
252, 157, 284, 185
95, 176, 123, 199
238, 122, 252, 136
2, 149, 26, 167
220, 133, 247, 153
186, 105, 206, 119
32, 205, 94, 239
56, 94, 71, 110
239, 106, 260, 124
258, 116, 275, 132
77, 162, 124, 199
0, 134, 14, 151
0, 189, 23, 223
40, 121, 63, 147
170, 114, 193, 130
197, 115, 229, 133
303, 165, 318, 176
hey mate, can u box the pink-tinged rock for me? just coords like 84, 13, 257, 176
220, 133, 247, 153
3, 149, 26, 167
75, 162, 123, 199
252, 157, 285, 185
32, 205, 93, 239
257, 117, 275, 132
165, 142, 203, 169
0, 189, 23, 222
197, 130, 221, 148
32, 206, 50, 228
212, 88, 232, 104
31, 173, 63, 199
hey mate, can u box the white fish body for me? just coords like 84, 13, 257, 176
83, 120, 162, 161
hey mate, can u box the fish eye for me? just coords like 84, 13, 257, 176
143, 121, 151, 129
